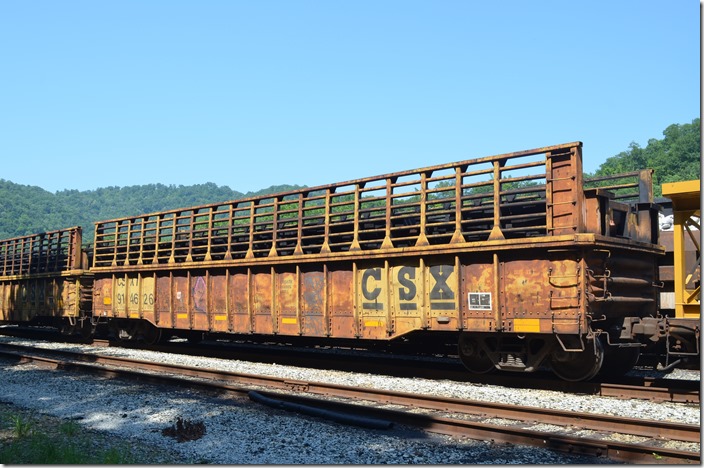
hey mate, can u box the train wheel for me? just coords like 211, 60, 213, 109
140, 324, 162, 345
188, 332, 205, 344
59, 323, 73, 336
549, 337, 604, 381
458, 333, 495, 374
599, 345, 640, 377
78, 321, 94, 341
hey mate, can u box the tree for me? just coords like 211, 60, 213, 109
588, 118, 700, 197
0, 180, 303, 244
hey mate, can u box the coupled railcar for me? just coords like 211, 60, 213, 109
0, 227, 93, 336
89, 141, 667, 381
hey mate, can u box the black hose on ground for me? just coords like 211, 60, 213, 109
248, 391, 393, 430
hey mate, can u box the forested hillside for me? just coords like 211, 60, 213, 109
0, 118, 699, 244
586, 118, 700, 197
0, 182, 303, 242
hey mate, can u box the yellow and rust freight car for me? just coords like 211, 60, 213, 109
0, 226, 93, 336
90, 141, 667, 381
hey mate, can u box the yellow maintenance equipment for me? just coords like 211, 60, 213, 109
662, 180, 701, 320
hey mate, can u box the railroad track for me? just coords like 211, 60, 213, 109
137, 340, 702, 404
0, 342, 699, 464
0, 327, 698, 404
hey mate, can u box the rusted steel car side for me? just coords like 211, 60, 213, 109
0, 227, 93, 335
90, 142, 666, 380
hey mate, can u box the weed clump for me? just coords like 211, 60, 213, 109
161, 417, 206, 443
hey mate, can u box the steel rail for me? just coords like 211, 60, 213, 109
0, 343, 699, 464
596, 380, 700, 404
0, 328, 698, 404
93, 337, 701, 404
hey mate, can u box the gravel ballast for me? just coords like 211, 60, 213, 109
0, 335, 699, 464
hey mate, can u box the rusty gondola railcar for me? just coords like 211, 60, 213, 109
0, 226, 93, 336
90, 141, 669, 381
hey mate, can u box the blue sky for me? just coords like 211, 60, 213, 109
0, 1, 699, 194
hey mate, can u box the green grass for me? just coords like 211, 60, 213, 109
0, 407, 175, 464
0, 416, 137, 464
0, 432, 128, 464
11, 435, 136, 463
10, 414, 33, 438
